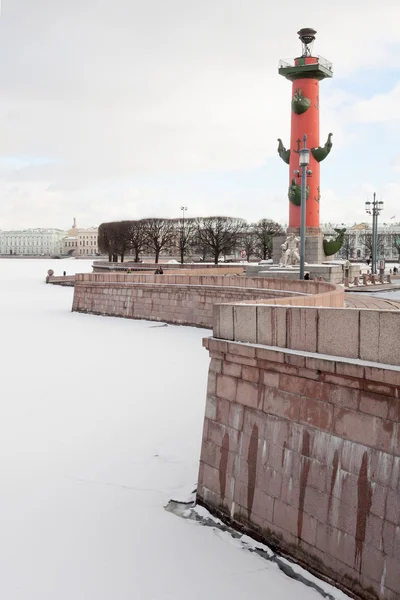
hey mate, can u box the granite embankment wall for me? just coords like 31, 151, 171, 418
49, 267, 244, 288
47, 275, 75, 287
92, 261, 246, 274
198, 305, 400, 600
72, 273, 344, 328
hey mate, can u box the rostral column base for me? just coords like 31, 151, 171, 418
273, 229, 331, 265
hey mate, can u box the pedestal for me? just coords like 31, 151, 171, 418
272, 229, 330, 265
247, 230, 360, 284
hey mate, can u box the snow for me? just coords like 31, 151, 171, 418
0, 258, 350, 600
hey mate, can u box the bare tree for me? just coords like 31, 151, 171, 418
142, 218, 175, 263
390, 233, 400, 262
241, 227, 257, 262
171, 217, 196, 264
360, 231, 387, 263
98, 221, 133, 262
115, 221, 134, 262
129, 220, 147, 262
98, 222, 119, 262
99, 215, 283, 265
360, 232, 373, 260
195, 216, 247, 264
339, 232, 356, 260
253, 219, 285, 260
98, 223, 112, 261
192, 228, 210, 262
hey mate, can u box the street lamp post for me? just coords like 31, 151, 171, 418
296, 134, 312, 280
180, 206, 188, 264
181, 206, 188, 226
365, 194, 384, 274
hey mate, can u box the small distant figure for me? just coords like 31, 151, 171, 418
366, 257, 371, 266
304, 273, 310, 280
63, 271, 66, 276
390, 268, 393, 274
393, 266, 398, 275
155, 267, 164, 274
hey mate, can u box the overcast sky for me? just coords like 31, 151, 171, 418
0, 0, 399, 229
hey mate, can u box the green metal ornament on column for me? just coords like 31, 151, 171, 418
323, 228, 346, 256
288, 179, 309, 206
311, 133, 333, 162
292, 89, 311, 114
277, 139, 290, 164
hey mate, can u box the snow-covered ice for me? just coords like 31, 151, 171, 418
0, 258, 350, 599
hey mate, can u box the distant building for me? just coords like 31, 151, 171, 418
77, 226, 98, 256
0, 228, 66, 256
62, 219, 98, 256
322, 222, 400, 261
0, 219, 99, 258
62, 218, 79, 255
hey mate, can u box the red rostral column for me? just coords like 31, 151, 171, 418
278, 29, 333, 232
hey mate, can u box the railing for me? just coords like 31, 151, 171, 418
318, 55, 333, 71
278, 55, 333, 71
278, 59, 293, 69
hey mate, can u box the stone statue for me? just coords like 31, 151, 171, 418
280, 233, 300, 267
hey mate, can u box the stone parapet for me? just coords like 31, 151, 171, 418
72, 274, 344, 328
92, 261, 246, 274
212, 304, 400, 367
75, 272, 340, 294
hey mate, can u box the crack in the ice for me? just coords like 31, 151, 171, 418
165, 499, 336, 600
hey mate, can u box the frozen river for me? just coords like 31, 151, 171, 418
0, 259, 349, 599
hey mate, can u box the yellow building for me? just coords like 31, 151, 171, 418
62, 219, 98, 256
77, 226, 98, 256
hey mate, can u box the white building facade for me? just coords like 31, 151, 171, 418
322, 222, 400, 261
77, 227, 98, 256
0, 229, 66, 256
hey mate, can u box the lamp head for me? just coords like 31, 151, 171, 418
299, 148, 310, 167
297, 28, 317, 57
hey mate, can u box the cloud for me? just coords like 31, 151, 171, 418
0, 0, 399, 227
352, 83, 400, 123
320, 181, 400, 226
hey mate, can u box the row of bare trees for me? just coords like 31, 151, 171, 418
98, 217, 284, 264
